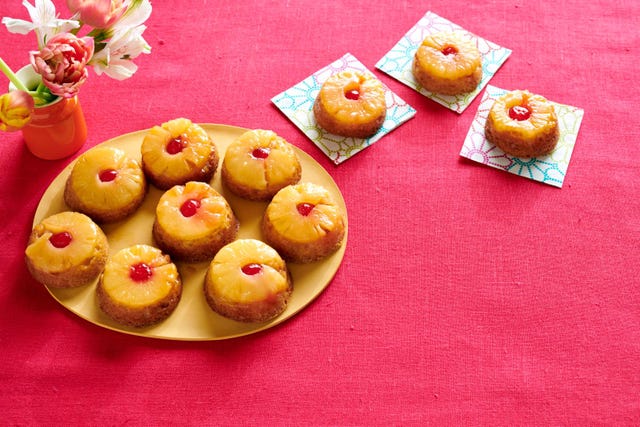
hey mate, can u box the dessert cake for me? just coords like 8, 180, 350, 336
153, 181, 239, 262
412, 31, 483, 95
97, 244, 182, 328
204, 239, 292, 323
64, 146, 147, 223
313, 70, 387, 138
262, 182, 346, 263
484, 89, 560, 158
221, 129, 302, 201
141, 118, 219, 190
25, 211, 108, 288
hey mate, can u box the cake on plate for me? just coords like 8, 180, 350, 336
204, 239, 292, 323
25, 211, 108, 288
64, 146, 147, 223
221, 129, 302, 201
262, 182, 346, 263
97, 244, 182, 328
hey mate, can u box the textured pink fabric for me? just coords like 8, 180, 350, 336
1, 0, 639, 425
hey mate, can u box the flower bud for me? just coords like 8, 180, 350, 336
0, 91, 35, 132
66, 0, 127, 28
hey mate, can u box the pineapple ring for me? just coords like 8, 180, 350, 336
141, 118, 219, 190
484, 90, 560, 158
313, 70, 387, 138
412, 31, 482, 95
221, 129, 302, 201
25, 211, 108, 288
64, 146, 147, 223
153, 181, 239, 262
204, 239, 292, 323
261, 182, 346, 263
97, 244, 182, 328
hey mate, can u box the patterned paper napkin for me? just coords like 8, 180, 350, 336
272, 53, 416, 165
460, 85, 585, 188
376, 11, 511, 114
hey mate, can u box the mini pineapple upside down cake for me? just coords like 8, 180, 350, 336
313, 70, 387, 139
97, 244, 182, 328
64, 146, 147, 223
204, 239, 293, 323
221, 129, 302, 201
25, 211, 109, 288
141, 118, 220, 190
153, 181, 239, 262
412, 31, 483, 95
484, 89, 560, 158
262, 182, 346, 264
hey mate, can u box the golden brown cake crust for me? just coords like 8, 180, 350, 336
97, 281, 181, 328
412, 31, 482, 95
313, 70, 386, 139
412, 62, 482, 95
144, 152, 218, 191
204, 268, 292, 323
484, 90, 560, 158
153, 215, 239, 262
25, 212, 109, 288
485, 119, 559, 158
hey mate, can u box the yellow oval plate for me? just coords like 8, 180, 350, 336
33, 124, 348, 340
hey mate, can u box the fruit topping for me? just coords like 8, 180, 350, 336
180, 198, 201, 217
99, 169, 118, 182
129, 262, 153, 282
509, 105, 532, 121
241, 263, 263, 276
166, 135, 187, 154
345, 89, 360, 100
49, 231, 72, 248
296, 202, 315, 216
442, 46, 458, 56
251, 147, 270, 159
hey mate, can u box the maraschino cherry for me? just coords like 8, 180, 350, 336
297, 202, 314, 216
509, 105, 532, 121
180, 198, 201, 217
49, 232, 72, 248
252, 147, 270, 159
129, 263, 153, 282
441, 46, 458, 56
166, 135, 186, 154
241, 263, 263, 275
99, 169, 118, 182
345, 89, 360, 100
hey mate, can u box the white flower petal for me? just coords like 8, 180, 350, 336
1, 17, 35, 34
113, 0, 152, 32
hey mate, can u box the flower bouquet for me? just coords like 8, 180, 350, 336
0, 0, 152, 157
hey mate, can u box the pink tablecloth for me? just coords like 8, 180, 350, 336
1, 0, 638, 424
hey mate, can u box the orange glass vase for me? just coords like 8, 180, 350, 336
11, 65, 87, 160
21, 95, 87, 160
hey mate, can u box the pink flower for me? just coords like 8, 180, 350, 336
0, 91, 35, 132
66, 0, 127, 28
30, 32, 95, 98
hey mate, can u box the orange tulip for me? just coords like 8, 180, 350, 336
0, 90, 35, 132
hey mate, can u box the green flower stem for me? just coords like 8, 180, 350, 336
0, 57, 29, 92
28, 82, 56, 106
